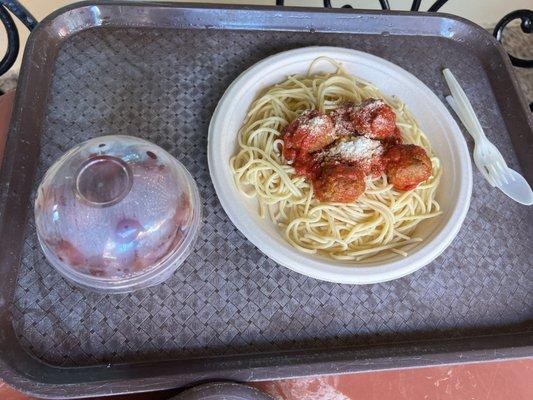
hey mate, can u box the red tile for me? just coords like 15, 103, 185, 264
253, 359, 533, 400
0, 381, 39, 400
0, 90, 16, 161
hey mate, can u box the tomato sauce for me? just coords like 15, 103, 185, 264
281, 99, 432, 202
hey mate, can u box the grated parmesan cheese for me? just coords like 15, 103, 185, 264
299, 113, 332, 137
320, 136, 383, 167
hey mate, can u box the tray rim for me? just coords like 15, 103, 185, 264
0, 1, 531, 398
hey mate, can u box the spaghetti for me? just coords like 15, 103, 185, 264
230, 58, 442, 261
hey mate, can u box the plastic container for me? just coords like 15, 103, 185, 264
34, 135, 201, 293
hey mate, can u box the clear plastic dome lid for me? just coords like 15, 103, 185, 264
34, 135, 201, 292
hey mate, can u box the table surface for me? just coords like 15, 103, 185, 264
0, 22, 532, 398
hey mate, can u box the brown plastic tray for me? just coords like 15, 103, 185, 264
0, 2, 532, 398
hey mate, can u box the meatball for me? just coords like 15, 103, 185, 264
350, 99, 399, 140
382, 127, 403, 147
313, 164, 366, 203
314, 136, 385, 177
384, 144, 432, 191
282, 109, 336, 161
329, 104, 358, 137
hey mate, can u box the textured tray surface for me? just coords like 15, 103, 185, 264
12, 27, 532, 366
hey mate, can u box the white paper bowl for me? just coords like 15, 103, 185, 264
208, 47, 472, 284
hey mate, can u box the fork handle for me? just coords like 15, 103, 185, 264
443, 69, 488, 142
446, 96, 487, 143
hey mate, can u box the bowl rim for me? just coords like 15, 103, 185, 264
208, 46, 473, 284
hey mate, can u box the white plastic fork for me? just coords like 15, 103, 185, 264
443, 68, 533, 205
